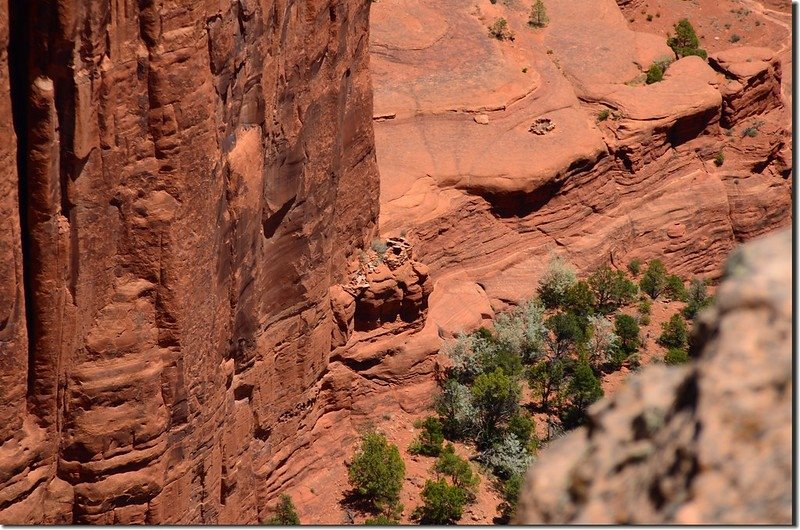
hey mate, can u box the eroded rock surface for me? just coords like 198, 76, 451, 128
0, 0, 379, 524
371, 0, 792, 333
0, 0, 793, 524
710, 47, 783, 127
516, 229, 792, 524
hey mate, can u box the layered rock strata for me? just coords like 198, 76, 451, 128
371, 0, 792, 330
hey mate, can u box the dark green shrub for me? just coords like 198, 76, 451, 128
527, 356, 567, 411
471, 369, 521, 446
364, 514, 398, 525
667, 19, 707, 59
433, 444, 480, 498
480, 345, 524, 379
714, 151, 725, 166
614, 313, 641, 354
496, 474, 524, 523
265, 494, 300, 525
489, 18, 514, 40
646, 60, 668, 84
475, 327, 494, 341
348, 432, 405, 515
408, 416, 445, 457
597, 109, 610, 122
560, 358, 603, 428
414, 479, 467, 524
545, 312, 586, 357
627, 258, 642, 277
638, 297, 652, 316
658, 314, 689, 349
664, 274, 688, 301
607, 344, 630, 371
640, 259, 668, 299
588, 266, 638, 314
664, 347, 689, 365
507, 413, 537, 453
683, 278, 712, 320
563, 280, 596, 318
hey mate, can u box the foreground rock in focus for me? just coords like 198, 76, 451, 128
516, 229, 792, 524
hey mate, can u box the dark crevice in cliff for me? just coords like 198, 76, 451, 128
262, 196, 295, 238
482, 179, 564, 219
7, 0, 36, 403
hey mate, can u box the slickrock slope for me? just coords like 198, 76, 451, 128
371, 0, 791, 334
0, 0, 380, 524
516, 228, 792, 524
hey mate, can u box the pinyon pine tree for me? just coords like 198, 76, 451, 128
347, 431, 405, 515
528, 0, 549, 28
667, 19, 707, 59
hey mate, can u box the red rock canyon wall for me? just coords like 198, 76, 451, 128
0, 0, 379, 523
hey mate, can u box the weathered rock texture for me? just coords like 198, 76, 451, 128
0, 0, 380, 524
371, 0, 792, 332
516, 229, 792, 524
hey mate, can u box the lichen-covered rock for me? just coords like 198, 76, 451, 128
516, 229, 791, 524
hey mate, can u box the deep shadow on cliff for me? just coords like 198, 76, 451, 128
516, 228, 793, 524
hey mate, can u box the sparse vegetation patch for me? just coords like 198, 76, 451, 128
489, 18, 515, 41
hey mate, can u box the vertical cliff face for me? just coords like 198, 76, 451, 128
0, 0, 379, 524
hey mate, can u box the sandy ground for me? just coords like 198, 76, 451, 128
622, 0, 792, 119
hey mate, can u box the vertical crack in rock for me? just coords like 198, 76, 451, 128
7, 0, 34, 407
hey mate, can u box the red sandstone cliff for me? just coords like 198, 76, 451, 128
0, 0, 793, 525
0, 0, 379, 523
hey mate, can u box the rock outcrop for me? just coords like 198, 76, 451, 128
0, 0, 379, 524
371, 0, 791, 337
336, 237, 433, 334
0, 0, 792, 524
516, 229, 792, 524
710, 47, 784, 128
